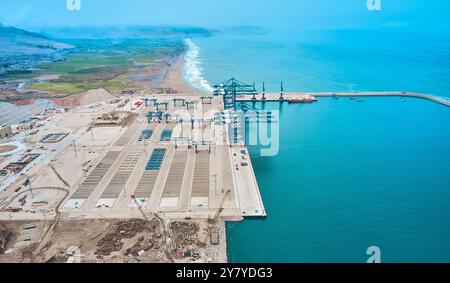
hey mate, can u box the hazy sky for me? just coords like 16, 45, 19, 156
0, 0, 448, 31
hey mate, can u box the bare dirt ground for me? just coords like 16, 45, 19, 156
0, 145, 17, 154
2, 52, 198, 114
10, 98, 36, 106
0, 218, 227, 263
131, 54, 200, 95
0, 223, 11, 253
0, 221, 32, 262
53, 88, 118, 108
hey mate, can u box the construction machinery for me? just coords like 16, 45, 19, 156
130, 195, 174, 262
198, 190, 231, 247
200, 96, 213, 104
172, 98, 186, 107
208, 190, 231, 224
131, 195, 151, 222
156, 102, 169, 111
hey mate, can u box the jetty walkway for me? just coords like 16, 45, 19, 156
237, 92, 450, 107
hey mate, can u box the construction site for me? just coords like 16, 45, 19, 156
0, 82, 266, 263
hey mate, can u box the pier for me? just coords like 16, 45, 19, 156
237, 91, 450, 107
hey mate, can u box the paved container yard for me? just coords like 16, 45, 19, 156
0, 94, 266, 222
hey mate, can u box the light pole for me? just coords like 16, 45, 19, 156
72, 140, 78, 158
122, 176, 127, 199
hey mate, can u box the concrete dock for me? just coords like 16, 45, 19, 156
238, 91, 450, 107
0, 95, 266, 222
3, 89, 448, 223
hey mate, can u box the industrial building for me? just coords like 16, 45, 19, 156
0, 125, 12, 140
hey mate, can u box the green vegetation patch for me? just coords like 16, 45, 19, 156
25, 38, 184, 95
29, 75, 130, 95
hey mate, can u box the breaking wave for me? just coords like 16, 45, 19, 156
183, 38, 214, 93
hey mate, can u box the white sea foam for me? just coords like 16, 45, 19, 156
183, 38, 214, 93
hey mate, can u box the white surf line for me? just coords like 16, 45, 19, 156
183, 38, 214, 93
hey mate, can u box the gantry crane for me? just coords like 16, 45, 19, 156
213, 78, 257, 110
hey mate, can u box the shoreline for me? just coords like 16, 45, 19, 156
182, 39, 214, 94
5, 47, 447, 263
0, 50, 233, 262
156, 54, 202, 95
170, 48, 264, 263
0, 45, 203, 110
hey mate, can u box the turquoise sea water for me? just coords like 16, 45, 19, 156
193, 28, 450, 97
233, 98, 450, 263
189, 28, 450, 262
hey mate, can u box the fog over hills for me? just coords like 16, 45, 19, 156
37, 26, 212, 39
0, 24, 73, 75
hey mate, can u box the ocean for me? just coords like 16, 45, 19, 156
184, 27, 450, 262
187, 28, 450, 97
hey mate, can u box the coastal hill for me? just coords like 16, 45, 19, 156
0, 24, 73, 52
0, 23, 73, 74
0, 25, 208, 107
39, 26, 212, 39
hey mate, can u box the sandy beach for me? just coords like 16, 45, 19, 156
0, 51, 203, 118
52, 53, 203, 108
0, 47, 235, 263
157, 55, 201, 95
